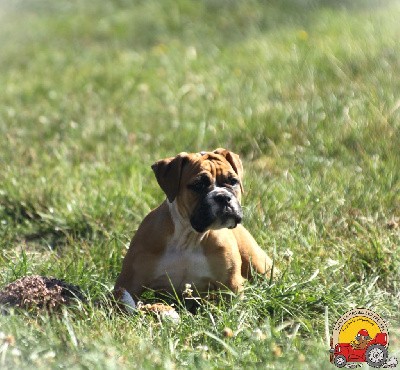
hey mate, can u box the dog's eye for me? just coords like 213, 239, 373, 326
188, 176, 211, 192
227, 177, 239, 186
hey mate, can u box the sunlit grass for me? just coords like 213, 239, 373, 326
0, 0, 399, 368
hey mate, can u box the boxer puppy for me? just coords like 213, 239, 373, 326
115, 148, 275, 301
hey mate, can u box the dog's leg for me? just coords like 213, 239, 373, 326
233, 225, 276, 280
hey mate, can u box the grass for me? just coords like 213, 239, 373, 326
0, 0, 399, 368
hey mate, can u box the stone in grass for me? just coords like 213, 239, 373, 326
0, 275, 86, 313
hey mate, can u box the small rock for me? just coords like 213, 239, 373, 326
222, 327, 234, 338
387, 218, 399, 230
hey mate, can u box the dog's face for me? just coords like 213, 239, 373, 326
151, 148, 244, 233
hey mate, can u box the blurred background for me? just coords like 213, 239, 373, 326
2, 0, 399, 158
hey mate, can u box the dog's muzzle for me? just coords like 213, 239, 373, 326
190, 187, 243, 233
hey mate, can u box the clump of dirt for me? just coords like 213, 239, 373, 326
0, 275, 85, 312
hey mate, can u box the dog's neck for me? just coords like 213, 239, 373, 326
167, 199, 206, 249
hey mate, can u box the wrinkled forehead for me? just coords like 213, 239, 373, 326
199, 158, 233, 177
184, 153, 234, 178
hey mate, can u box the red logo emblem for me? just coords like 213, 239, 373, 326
329, 308, 398, 368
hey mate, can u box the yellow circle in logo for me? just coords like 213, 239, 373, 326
339, 315, 381, 344
332, 308, 389, 346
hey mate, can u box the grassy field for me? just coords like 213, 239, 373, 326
1, 0, 400, 368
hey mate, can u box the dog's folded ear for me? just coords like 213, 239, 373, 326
213, 148, 244, 192
151, 153, 188, 202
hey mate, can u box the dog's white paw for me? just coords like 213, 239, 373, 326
119, 289, 137, 314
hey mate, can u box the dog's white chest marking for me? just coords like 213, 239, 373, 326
154, 246, 213, 290
152, 201, 214, 291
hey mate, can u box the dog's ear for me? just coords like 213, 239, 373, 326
213, 148, 244, 192
151, 153, 188, 202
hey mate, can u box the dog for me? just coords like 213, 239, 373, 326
114, 148, 275, 301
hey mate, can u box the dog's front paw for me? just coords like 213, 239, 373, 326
113, 287, 137, 314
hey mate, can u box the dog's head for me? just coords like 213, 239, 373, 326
151, 148, 244, 233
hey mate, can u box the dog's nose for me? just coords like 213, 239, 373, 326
213, 192, 232, 204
